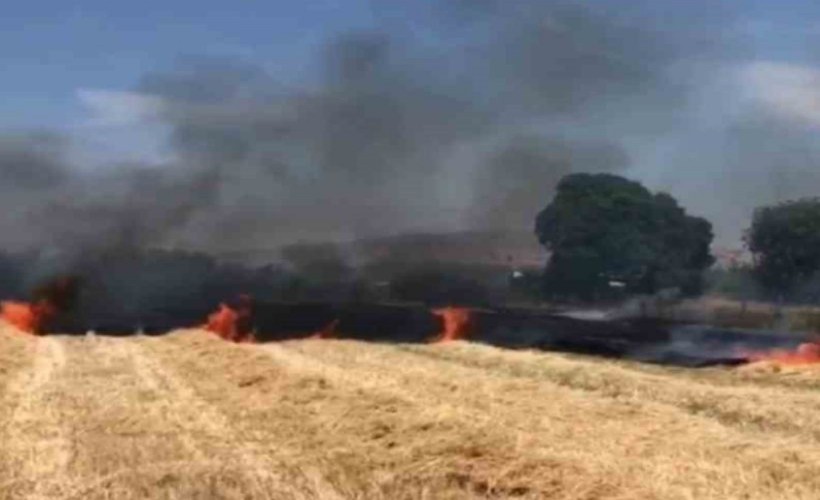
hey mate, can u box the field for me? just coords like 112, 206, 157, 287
2, 326, 820, 499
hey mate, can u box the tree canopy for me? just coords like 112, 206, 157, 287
746, 198, 820, 298
535, 173, 714, 300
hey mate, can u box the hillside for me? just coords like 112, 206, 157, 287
1, 327, 820, 499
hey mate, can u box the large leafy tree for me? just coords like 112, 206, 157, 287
746, 198, 820, 298
535, 173, 714, 300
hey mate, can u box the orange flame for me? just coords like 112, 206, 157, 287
0, 276, 77, 335
204, 295, 255, 343
744, 342, 820, 366
309, 319, 339, 340
432, 307, 474, 342
1, 300, 57, 334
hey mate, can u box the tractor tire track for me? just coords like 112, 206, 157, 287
1, 336, 71, 499
62, 335, 314, 499
263, 341, 817, 498
277, 339, 820, 443
125, 335, 342, 499
0, 335, 321, 499
397, 343, 820, 442
150, 332, 533, 498
124, 339, 293, 489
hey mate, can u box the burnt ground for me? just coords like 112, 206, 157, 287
41, 301, 810, 368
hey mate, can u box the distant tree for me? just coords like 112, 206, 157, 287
535, 173, 714, 300
746, 198, 820, 299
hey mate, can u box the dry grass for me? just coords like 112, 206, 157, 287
2, 326, 820, 498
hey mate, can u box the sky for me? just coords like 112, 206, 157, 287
0, 1, 378, 162
3, 1, 820, 249
0, 1, 815, 123
0, 1, 371, 121
0, 1, 815, 150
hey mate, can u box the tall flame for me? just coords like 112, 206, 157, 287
1, 276, 78, 335
432, 307, 474, 342
204, 295, 255, 343
1, 300, 56, 334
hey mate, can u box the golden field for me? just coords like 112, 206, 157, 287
1, 325, 820, 499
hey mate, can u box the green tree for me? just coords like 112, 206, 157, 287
746, 198, 820, 298
535, 173, 714, 300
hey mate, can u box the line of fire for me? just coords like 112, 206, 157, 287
0, 230, 816, 369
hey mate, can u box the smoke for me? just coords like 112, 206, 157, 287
122, 1, 715, 246
134, 43, 491, 246
0, 133, 68, 190
471, 135, 628, 228
1, 0, 809, 261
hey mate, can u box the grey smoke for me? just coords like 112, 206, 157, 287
0, 132, 68, 190
472, 135, 628, 228
0, 0, 802, 258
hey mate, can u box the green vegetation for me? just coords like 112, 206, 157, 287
535, 173, 714, 300
747, 198, 820, 299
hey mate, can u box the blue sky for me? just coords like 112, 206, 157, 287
1, 1, 819, 129
0, 1, 377, 129
0, 1, 391, 165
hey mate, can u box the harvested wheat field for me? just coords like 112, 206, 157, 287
2, 325, 820, 499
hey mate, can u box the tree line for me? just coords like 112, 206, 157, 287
535, 173, 820, 303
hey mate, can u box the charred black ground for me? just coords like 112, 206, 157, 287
0, 248, 807, 368
32, 299, 803, 368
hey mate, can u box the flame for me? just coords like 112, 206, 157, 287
310, 319, 339, 340
1, 276, 78, 334
744, 342, 820, 366
204, 295, 255, 343
432, 307, 474, 342
1, 300, 56, 334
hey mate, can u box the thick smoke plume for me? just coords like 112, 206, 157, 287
1, 0, 815, 265
0, 1, 740, 259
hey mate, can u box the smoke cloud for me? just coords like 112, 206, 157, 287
0, 0, 813, 260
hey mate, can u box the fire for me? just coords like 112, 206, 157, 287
1, 300, 56, 334
1, 276, 79, 334
744, 342, 820, 366
204, 295, 255, 343
310, 319, 339, 340
432, 307, 474, 342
